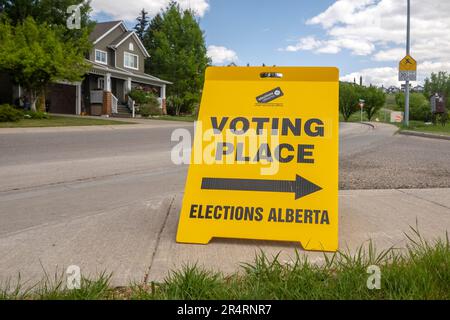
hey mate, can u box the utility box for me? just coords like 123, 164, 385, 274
430, 94, 446, 113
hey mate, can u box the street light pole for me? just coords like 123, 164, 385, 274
404, 0, 411, 127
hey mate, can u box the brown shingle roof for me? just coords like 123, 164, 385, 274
89, 21, 123, 42
109, 31, 134, 47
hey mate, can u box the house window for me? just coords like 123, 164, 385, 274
95, 50, 107, 65
129, 43, 134, 51
124, 52, 138, 70
98, 78, 105, 90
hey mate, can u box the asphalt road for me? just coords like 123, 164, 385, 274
0, 121, 449, 285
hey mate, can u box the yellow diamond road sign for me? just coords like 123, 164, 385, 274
176, 67, 339, 252
399, 54, 417, 81
399, 54, 417, 71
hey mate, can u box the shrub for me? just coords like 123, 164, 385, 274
0, 104, 23, 122
139, 104, 162, 118
436, 112, 448, 126
138, 94, 160, 118
128, 89, 151, 105
24, 111, 50, 119
395, 92, 432, 121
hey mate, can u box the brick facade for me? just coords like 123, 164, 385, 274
102, 91, 112, 115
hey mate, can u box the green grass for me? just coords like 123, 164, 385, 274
2, 229, 449, 300
0, 116, 132, 128
148, 115, 197, 122
339, 108, 391, 123
385, 93, 397, 110
399, 120, 450, 136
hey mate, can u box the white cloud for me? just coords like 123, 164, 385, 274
340, 67, 401, 87
91, 0, 209, 21
341, 61, 450, 87
284, 0, 450, 85
282, 36, 374, 56
207, 45, 238, 65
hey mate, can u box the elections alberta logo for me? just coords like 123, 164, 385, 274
256, 87, 284, 104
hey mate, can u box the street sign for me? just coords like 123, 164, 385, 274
399, 54, 417, 81
176, 67, 339, 251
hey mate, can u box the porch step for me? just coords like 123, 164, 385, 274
111, 113, 133, 118
117, 105, 131, 113
112, 104, 132, 118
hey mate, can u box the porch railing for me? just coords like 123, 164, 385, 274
128, 98, 135, 118
90, 90, 103, 104
111, 94, 118, 114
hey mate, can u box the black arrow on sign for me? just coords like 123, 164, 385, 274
201, 175, 322, 200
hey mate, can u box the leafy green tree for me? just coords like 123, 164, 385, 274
395, 92, 431, 121
424, 71, 450, 109
0, 0, 92, 26
339, 82, 359, 121
0, 18, 90, 111
134, 8, 149, 41
360, 86, 386, 121
0, 0, 95, 45
143, 2, 210, 115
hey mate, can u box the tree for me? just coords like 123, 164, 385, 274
424, 71, 450, 109
143, 2, 210, 115
134, 8, 149, 41
339, 82, 359, 121
0, 0, 95, 45
395, 92, 431, 121
0, 18, 90, 111
0, 0, 93, 28
360, 86, 386, 121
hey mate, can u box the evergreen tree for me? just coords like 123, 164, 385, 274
134, 8, 149, 41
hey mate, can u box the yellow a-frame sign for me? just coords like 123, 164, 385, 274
177, 67, 339, 252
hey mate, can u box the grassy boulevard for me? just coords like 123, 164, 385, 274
2, 230, 449, 300
0, 115, 133, 128
398, 121, 450, 136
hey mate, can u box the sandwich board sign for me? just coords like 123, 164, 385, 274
176, 67, 339, 252
399, 54, 417, 81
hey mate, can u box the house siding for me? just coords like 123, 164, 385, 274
116, 36, 146, 73
89, 25, 124, 67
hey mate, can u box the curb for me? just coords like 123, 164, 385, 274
360, 122, 375, 129
399, 130, 450, 141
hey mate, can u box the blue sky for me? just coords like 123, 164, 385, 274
92, 0, 450, 87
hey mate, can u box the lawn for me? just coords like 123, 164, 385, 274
0, 116, 132, 128
2, 229, 449, 300
339, 108, 391, 123
399, 121, 450, 136
149, 115, 197, 122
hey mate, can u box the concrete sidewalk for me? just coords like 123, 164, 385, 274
1, 188, 449, 287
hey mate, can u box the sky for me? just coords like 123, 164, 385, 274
91, 0, 450, 87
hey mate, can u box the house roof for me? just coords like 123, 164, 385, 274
109, 31, 134, 47
108, 31, 150, 58
88, 60, 172, 86
89, 21, 123, 42
90, 21, 150, 58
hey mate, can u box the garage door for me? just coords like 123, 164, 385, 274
47, 84, 76, 114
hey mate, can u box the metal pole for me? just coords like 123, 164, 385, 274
404, 0, 410, 126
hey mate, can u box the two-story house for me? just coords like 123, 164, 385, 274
81, 21, 171, 116
0, 21, 171, 117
